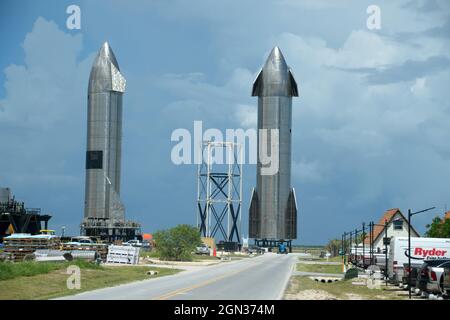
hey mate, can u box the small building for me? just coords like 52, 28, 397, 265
365, 208, 420, 253
444, 211, 450, 221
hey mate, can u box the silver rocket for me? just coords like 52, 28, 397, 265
249, 47, 298, 240
84, 42, 126, 223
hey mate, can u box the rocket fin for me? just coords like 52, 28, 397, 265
248, 188, 260, 238
251, 69, 263, 97
285, 188, 298, 239
288, 68, 299, 97
111, 63, 126, 93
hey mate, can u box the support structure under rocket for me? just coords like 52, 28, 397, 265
249, 47, 298, 241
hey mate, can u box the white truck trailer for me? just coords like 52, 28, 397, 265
388, 237, 450, 284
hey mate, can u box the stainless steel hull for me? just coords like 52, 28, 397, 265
84, 42, 126, 222
249, 47, 298, 240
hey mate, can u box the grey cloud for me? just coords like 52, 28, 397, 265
333, 56, 450, 84
402, 0, 443, 12
395, 19, 450, 41
423, 20, 450, 39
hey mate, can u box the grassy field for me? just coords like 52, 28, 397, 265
322, 256, 342, 263
285, 276, 404, 300
139, 249, 161, 258
0, 260, 181, 300
140, 249, 248, 261
292, 246, 325, 256
0, 260, 74, 281
297, 263, 343, 274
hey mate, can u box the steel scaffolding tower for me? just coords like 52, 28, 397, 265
197, 141, 243, 243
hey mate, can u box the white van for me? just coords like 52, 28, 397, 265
388, 237, 450, 283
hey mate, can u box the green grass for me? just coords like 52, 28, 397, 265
192, 254, 220, 261
285, 276, 404, 300
0, 262, 181, 300
0, 259, 101, 281
297, 263, 343, 274
326, 256, 343, 263
139, 250, 160, 258
140, 249, 236, 262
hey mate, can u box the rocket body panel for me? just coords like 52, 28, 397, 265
249, 47, 298, 240
256, 96, 292, 239
84, 42, 125, 222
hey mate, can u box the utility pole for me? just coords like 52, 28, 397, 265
408, 206, 435, 299
384, 219, 388, 286
362, 222, 366, 268
369, 221, 374, 265
349, 231, 353, 265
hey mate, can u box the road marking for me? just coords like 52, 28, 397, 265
151, 258, 266, 300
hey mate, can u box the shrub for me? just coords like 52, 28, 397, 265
153, 224, 202, 261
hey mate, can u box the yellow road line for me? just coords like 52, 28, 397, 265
151, 261, 259, 300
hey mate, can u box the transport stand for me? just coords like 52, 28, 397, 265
254, 239, 293, 253
197, 141, 243, 243
80, 218, 141, 242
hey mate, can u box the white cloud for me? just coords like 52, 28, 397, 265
234, 104, 256, 128
0, 17, 94, 234
410, 77, 427, 94
0, 17, 91, 129
292, 160, 327, 184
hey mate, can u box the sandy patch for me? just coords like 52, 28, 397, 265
345, 293, 365, 300
285, 289, 338, 300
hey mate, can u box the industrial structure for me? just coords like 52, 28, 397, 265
81, 42, 141, 242
197, 141, 243, 245
0, 187, 51, 242
249, 47, 298, 252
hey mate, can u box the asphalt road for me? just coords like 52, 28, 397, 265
58, 253, 296, 300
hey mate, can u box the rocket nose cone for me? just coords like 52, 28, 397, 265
252, 46, 298, 97
89, 42, 125, 93
97, 41, 120, 70
264, 46, 288, 72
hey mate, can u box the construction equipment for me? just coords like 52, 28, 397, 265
277, 243, 288, 254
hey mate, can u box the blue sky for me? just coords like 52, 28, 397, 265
0, 0, 449, 244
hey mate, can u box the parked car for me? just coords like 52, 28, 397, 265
195, 243, 210, 255
443, 267, 450, 296
67, 236, 96, 245
402, 263, 422, 289
416, 259, 450, 295
248, 245, 264, 255
388, 237, 450, 284
123, 240, 142, 247
141, 240, 151, 250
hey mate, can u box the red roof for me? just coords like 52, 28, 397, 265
364, 208, 419, 245
445, 211, 450, 220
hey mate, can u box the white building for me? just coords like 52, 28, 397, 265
364, 208, 420, 253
